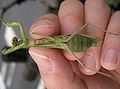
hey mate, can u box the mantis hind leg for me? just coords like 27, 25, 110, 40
87, 23, 120, 35
65, 23, 119, 42
65, 23, 88, 42
65, 46, 118, 82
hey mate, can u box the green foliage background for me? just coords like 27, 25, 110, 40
108, 0, 120, 4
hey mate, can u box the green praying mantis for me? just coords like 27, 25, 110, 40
0, 18, 120, 83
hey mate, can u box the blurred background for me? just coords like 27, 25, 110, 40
0, 0, 119, 89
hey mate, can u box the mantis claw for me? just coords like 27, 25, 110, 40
0, 19, 29, 55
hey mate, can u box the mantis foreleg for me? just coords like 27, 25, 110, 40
0, 19, 29, 55
0, 19, 28, 42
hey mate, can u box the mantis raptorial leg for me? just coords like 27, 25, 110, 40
0, 19, 29, 55
0, 18, 28, 42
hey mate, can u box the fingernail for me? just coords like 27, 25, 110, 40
81, 55, 97, 74
29, 51, 52, 72
102, 49, 119, 70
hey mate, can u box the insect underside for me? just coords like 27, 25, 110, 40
0, 19, 120, 84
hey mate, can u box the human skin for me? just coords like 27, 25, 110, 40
29, 0, 120, 89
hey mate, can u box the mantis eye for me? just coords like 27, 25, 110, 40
12, 37, 18, 47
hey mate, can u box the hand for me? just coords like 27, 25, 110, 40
29, 0, 120, 89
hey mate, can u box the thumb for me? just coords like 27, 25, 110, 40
29, 48, 83, 89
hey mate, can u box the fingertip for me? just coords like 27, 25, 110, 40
101, 47, 119, 71
78, 55, 100, 75
30, 14, 59, 39
101, 61, 119, 71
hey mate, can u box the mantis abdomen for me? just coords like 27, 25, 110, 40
67, 34, 101, 52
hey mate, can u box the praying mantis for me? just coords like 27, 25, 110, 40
0, 18, 120, 83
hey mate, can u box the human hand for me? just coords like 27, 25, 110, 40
29, 0, 120, 89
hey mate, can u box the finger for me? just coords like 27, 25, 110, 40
58, 0, 85, 60
29, 14, 85, 89
101, 11, 120, 70
29, 48, 85, 89
80, 0, 111, 75
30, 14, 59, 39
